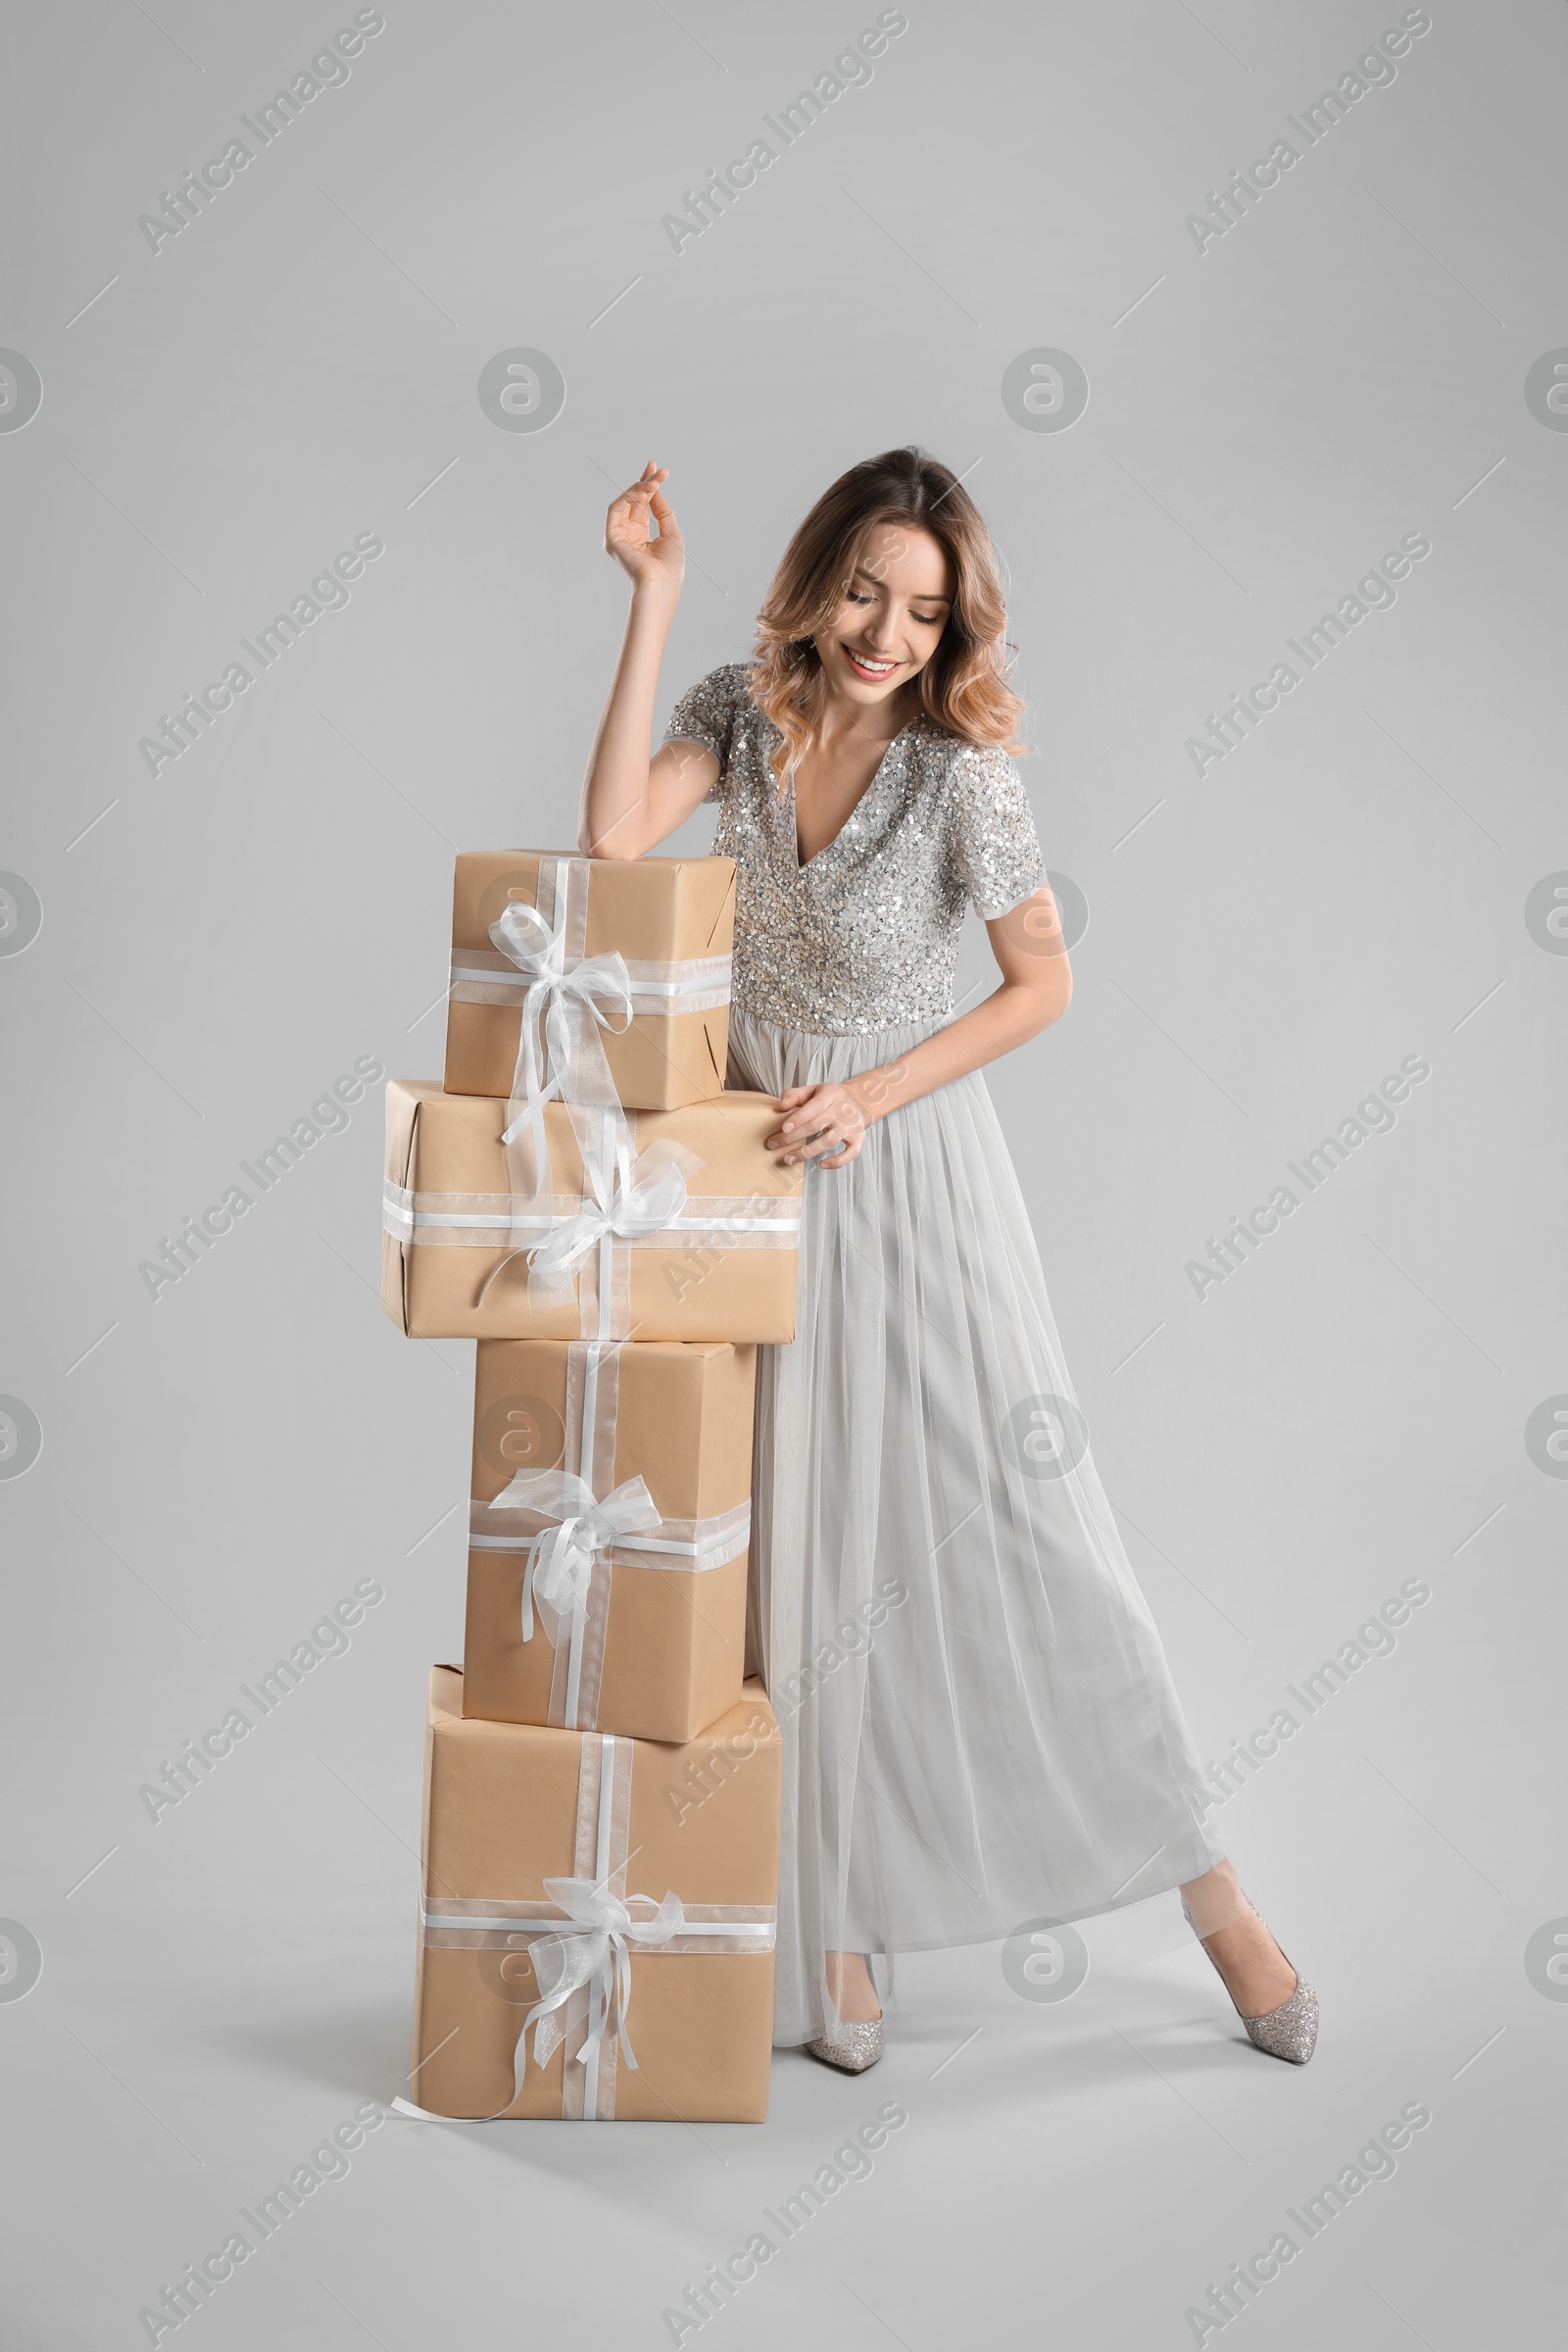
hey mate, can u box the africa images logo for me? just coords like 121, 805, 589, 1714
0, 349, 43, 432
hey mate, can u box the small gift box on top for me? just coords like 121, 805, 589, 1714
443, 852, 736, 1111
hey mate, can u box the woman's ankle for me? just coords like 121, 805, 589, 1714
1179, 1858, 1249, 1937
824, 1951, 882, 2024
1196, 1909, 1298, 2020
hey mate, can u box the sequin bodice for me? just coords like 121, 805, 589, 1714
662, 662, 1047, 1036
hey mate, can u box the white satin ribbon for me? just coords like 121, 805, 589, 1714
469, 1495, 751, 1570
384, 1184, 798, 1243
451, 949, 732, 1013
416, 1898, 774, 1945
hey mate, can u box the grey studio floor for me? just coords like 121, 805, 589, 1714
4, 0, 1566, 2343
5, 1686, 1556, 2349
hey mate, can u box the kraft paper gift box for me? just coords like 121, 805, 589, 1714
409, 1665, 781, 2122
443, 851, 735, 1110
380, 1081, 802, 1342
465, 1337, 756, 1743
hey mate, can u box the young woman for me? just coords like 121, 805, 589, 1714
577, 448, 1316, 2074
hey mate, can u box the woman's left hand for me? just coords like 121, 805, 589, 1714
766, 1082, 872, 1169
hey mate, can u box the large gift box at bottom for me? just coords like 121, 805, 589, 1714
412, 1666, 781, 2121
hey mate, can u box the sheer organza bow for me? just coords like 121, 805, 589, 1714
491, 897, 632, 1152
525, 1135, 694, 1307
523, 1880, 687, 2073
488, 1468, 663, 1639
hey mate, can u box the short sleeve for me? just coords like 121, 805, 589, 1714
662, 662, 750, 805
946, 744, 1048, 919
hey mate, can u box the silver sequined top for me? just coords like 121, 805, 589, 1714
662, 662, 1047, 1036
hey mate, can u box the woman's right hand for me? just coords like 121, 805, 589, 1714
605, 461, 685, 599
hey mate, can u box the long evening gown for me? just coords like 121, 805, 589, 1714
663, 664, 1226, 2047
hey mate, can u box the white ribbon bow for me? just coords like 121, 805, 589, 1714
526, 1136, 693, 1305
523, 1879, 687, 2073
490, 1468, 663, 1639
491, 898, 632, 1150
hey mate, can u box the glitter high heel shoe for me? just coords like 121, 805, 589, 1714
806, 1956, 885, 2074
1183, 1894, 1319, 2066
804, 2017, 885, 2074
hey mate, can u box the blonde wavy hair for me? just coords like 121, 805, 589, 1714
751, 446, 1029, 783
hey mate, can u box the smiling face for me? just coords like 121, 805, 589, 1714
812, 522, 955, 716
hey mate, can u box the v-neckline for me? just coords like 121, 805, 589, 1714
789, 721, 915, 874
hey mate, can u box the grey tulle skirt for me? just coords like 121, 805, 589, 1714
725, 1008, 1226, 2048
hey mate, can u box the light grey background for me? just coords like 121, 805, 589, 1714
3, 0, 1563, 2343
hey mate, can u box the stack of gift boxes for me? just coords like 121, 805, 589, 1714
380, 852, 801, 2122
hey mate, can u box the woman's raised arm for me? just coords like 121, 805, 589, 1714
577, 462, 718, 860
